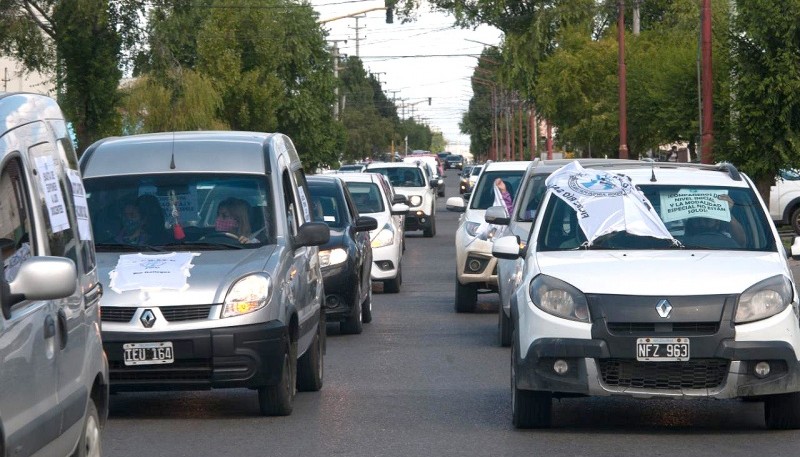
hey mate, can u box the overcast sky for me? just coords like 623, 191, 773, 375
311, 1, 502, 149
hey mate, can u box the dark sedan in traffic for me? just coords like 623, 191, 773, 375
308, 176, 378, 334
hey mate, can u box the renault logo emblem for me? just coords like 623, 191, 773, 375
140, 309, 156, 328
656, 299, 673, 318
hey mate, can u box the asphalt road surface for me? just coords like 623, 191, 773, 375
103, 171, 800, 457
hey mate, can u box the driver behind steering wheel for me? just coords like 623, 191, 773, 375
215, 197, 257, 244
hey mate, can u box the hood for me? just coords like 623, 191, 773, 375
363, 212, 391, 239
97, 246, 277, 306
465, 207, 487, 224
320, 229, 346, 251
394, 186, 428, 196
535, 250, 790, 296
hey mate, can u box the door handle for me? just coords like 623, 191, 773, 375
44, 315, 56, 339
83, 283, 103, 308
57, 308, 68, 350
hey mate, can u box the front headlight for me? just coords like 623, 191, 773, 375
408, 195, 423, 207
464, 221, 481, 237
528, 274, 590, 322
319, 248, 347, 268
371, 224, 394, 248
735, 275, 793, 323
222, 275, 271, 318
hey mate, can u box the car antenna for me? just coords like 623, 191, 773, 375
170, 132, 176, 169
650, 161, 657, 182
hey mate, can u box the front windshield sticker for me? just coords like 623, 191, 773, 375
660, 189, 731, 223
109, 252, 200, 293
66, 169, 92, 241
34, 156, 70, 233
297, 186, 311, 223
546, 161, 674, 245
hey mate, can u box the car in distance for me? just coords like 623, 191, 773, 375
446, 161, 528, 312
80, 131, 330, 416
404, 155, 445, 197
494, 161, 800, 429
308, 176, 377, 334
0, 92, 108, 457
338, 163, 367, 173
446, 154, 464, 170
459, 165, 474, 194
367, 162, 438, 237
339, 173, 409, 293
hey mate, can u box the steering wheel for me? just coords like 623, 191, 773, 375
198, 231, 244, 243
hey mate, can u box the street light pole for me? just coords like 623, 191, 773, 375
617, 0, 629, 159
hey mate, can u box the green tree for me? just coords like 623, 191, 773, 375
429, 131, 446, 153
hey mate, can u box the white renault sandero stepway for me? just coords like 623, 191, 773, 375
366, 162, 437, 237
494, 161, 800, 429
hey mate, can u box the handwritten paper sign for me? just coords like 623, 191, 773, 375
35, 156, 70, 233
66, 169, 92, 241
109, 252, 200, 293
660, 189, 731, 223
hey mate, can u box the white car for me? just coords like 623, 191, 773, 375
366, 162, 438, 237
769, 169, 800, 234
404, 155, 445, 197
493, 161, 800, 429
446, 160, 529, 312
340, 173, 408, 292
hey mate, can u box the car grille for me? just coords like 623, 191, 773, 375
607, 322, 719, 335
101, 307, 137, 323
110, 359, 211, 381
160, 305, 213, 322
598, 358, 729, 390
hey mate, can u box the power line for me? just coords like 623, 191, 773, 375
360, 54, 481, 59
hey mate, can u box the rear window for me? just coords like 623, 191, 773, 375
469, 170, 524, 210
368, 167, 424, 187
308, 182, 348, 229
345, 182, 385, 214
516, 174, 549, 222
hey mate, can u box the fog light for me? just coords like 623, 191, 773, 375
754, 361, 771, 378
553, 359, 569, 375
468, 259, 482, 272
420, 217, 427, 224
325, 295, 340, 309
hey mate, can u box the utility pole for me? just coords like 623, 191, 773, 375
329, 40, 346, 120
633, 0, 641, 35
349, 15, 367, 57
372, 71, 386, 84
700, 0, 714, 164
2, 68, 10, 92
617, 0, 629, 159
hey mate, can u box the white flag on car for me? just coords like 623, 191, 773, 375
545, 161, 674, 246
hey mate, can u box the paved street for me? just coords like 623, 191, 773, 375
103, 172, 800, 457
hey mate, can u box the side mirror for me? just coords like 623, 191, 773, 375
391, 203, 409, 215
492, 235, 523, 260
791, 236, 800, 260
485, 205, 510, 225
294, 222, 331, 247
3, 257, 78, 319
354, 216, 379, 232
392, 194, 408, 205
429, 180, 438, 189
446, 197, 466, 213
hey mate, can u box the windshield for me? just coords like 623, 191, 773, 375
84, 174, 274, 251
345, 182, 385, 214
469, 170, 525, 210
308, 182, 348, 229
368, 167, 424, 187
471, 166, 483, 176
536, 185, 776, 251
516, 174, 549, 222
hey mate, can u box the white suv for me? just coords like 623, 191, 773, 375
494, 161, 800, 429
367, 163, 437, 237
446, 161, 529, 312
769, 169, 800, 234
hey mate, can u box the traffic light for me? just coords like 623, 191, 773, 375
385, 0, 394, 24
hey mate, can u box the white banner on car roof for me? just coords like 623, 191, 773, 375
545, 161, 674, 245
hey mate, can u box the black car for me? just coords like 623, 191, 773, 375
308, 176, 378, 334
446, 154, 464, 170
459, 165, 474, 194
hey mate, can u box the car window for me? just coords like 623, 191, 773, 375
368, 167, 424, 187
780, 169, 800, 181
308, 183, 348, 229
0, 158, 34, 282
345, 182, 385, 214
469, 170, 525, 210
84, 173, 274, 250
516, 174, 549, 222
536, 185, 776, 251
471, 166, 483, 176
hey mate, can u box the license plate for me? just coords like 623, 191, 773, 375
123, 342, 174, 366
636, 337, 690, 362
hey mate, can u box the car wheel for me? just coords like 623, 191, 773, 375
765, 391, 800, 429
340, 284, 364, 334
511, 331, 552, 429
498, 307, 512, 347
454, 279, 477, 313
362, 286, 373, 323
384, 264, 401, 293
72, 398, 101, 457
791, 206, 800, 235
259, 341, 296, 416
297, 314, 324, 392
423, 216, 436, 237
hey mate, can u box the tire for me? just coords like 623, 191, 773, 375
454, 280, 477, 313
791, 206, 800, 235
511, 332, 552, 429
72, 398, 101, 457
297, 317, 324, 392
423, 216, 436, 238
765, 391, 800, 429
362, 286, 373, 323
340, 285, 364, 334
498, 307, 512, 347
383, 264, 401, 294
258, 341, 296, 416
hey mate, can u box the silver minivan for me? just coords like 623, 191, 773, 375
79, 131, 329, 416
0, 93, 108, 456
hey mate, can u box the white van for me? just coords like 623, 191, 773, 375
0, 93, 108, 455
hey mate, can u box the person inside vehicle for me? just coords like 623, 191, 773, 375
402, 170, 419, 187
215, 197, 258, 244
683, 216, 741, 249
495, 178, 514, 215
116, 201, 147, 245
116, 195, 168, 245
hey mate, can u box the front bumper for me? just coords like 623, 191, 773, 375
456, 237, 498, 288
404, 210, 433, 232
104, 321, 289, 391
371, 244, 400, 280
321, 263, 358, 320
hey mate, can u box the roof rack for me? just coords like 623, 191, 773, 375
564, 160, 743, 181
715, 162, 742, 181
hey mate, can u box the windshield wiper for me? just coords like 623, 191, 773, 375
161, 241, 245, 250
95, 243, 164, 252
